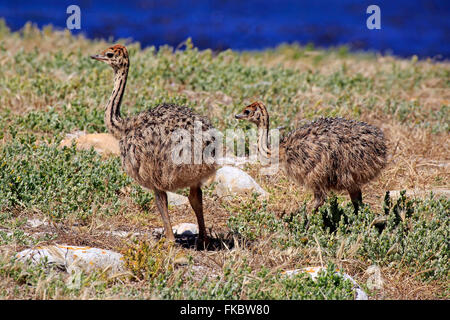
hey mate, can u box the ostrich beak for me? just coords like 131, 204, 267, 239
90, 54, 107, 61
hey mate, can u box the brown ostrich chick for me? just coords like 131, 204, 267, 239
235, 101, 387, 213
91, 44, 217, 247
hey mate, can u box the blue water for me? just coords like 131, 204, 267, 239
1, 0, 449, 59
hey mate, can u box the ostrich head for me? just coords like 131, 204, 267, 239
90, 44, 129, 72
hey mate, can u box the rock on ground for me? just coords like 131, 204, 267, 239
167, 192, 189, 206
16, 244, 125, 275
365, 265, 384, 290
206, 166, 267, 199
153, 223, 199, 237
173, 223, 199, 236
60, 132, 120, 156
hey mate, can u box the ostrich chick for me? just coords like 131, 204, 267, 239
235, 101, 387, 213
91, 44, 217, 247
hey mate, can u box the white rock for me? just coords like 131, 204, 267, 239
173, 223, 198, 236
152, 227, 165, 236
365, 265, 384, 290
153, 223, 199, 237
16, 244, 125, 275
283, 266, 368, 300
167, 192, 189, 206
209, 166, 267, 199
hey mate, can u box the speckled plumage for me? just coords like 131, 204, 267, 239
91, 45, 217, 246
236, 101, 388, 212
120, 103, 217, 192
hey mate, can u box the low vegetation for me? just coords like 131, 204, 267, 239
0, 21, 448, 299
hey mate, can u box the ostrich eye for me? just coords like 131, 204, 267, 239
106, 52, 114, 58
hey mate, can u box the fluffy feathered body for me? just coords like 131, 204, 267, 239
120, 104, 217, 192
236, 101, 387, 212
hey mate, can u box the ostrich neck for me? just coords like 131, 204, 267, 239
105, 67, 128, 139
257, 117, 272, 160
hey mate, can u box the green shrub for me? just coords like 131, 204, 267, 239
0, 134, 131, 222
228, 192, 449, 281
162, 262, 354, 300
